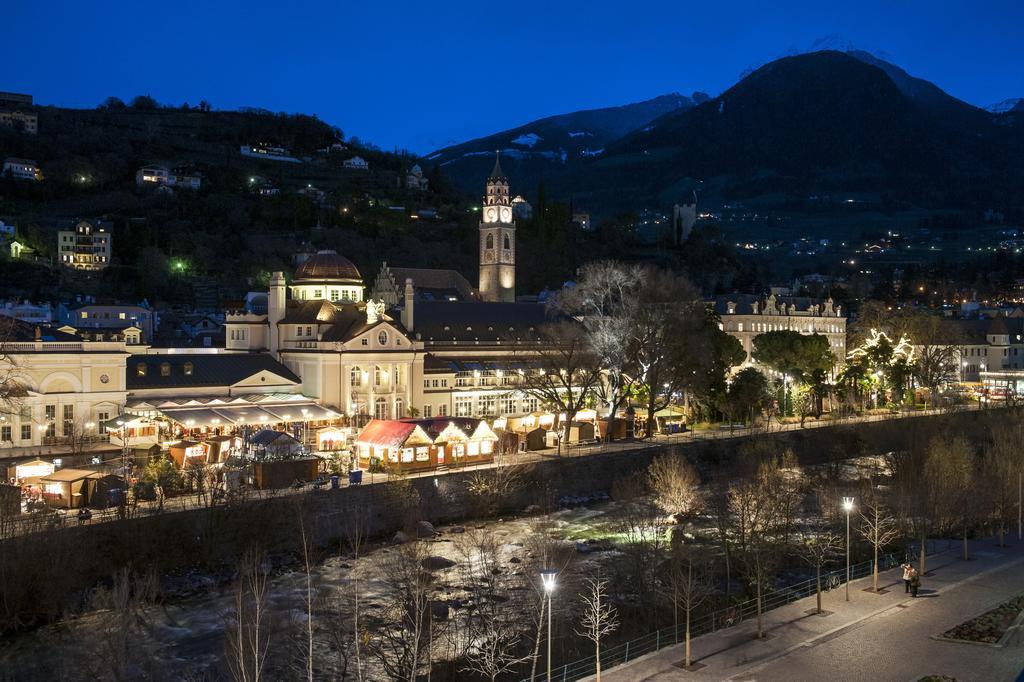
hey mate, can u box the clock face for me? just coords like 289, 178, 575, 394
500, 207, 512, 222
485, 207, 497, 222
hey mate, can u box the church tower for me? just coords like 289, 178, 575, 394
479, 153, 516, 302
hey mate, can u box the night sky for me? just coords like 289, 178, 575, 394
8, 1, 1024, 154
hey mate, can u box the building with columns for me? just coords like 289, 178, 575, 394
710, 293, 847, 373
0, 318, 127, 465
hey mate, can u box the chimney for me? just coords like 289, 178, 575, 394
401, 278, 414, 332
268, 271, 286, 356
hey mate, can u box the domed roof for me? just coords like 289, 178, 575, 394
294, 250, 362, 284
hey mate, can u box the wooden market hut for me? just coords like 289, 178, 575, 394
38, 469, 101, 509
169, 440, 209, 469
355, 418, 499, 472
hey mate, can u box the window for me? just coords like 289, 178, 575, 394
395, 398, 404, 418
525, 397, 539, 412
361, 339, 368, 346
401, 448, 414, 463
479, 397, 496, 415
378, 330, 388, 345
486, 234, 494, 249
438, 404, 448, 417
350, 367, 362, 387
21, 424, 31, 441
424, 379, 430, 389
184, 362, 193, 376
415, 446, 430, 462
119, 312, 126, 320
45, 405, 56, 437
1, 426, 11, 442
63, 405, 74, 436
501, 398, 516, 415
455, 397, 473, 417
97, 411, 109, 434
307, 326, 313, 337
423, 405, 432, 418
330, 290, 340, 302
374, 397, 389, 420
160, 362, 171, 377
504, 234, 511, 250
314, 290, 323, 298
297, 326, 304, 337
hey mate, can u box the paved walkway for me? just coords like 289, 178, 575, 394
601, 538, 1024, 682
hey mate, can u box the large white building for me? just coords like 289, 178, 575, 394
711, 294, 847, 373
0, 318, 128, 465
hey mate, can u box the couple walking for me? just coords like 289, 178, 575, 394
901, 563, 921, 597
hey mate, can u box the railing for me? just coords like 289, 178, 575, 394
522, 546, 936, 682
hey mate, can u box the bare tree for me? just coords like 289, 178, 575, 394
515, 320, 604, 453
564, 260, 644, 420
796, 527, 842, 614
988, 422, 1024, 545
225, 547, 272, 682
295, 505, 317, 682
647, 454, 703, 520
455, 529, 529, 680
728, 455, 792, 639
366, 542, 432, 681
0, 318, 29, 420
669, 545, 714, 667
465, 448, 524, 517
924, 435, 976, 560
575, 574, 619, 682
344, 505, 370, 681
859, 498, 901, 592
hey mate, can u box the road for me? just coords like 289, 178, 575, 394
599, 536, 1024, 682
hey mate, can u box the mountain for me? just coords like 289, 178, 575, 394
988, 98, 1024, 114
552, 51, 1024, 213
427, 93, 705, 194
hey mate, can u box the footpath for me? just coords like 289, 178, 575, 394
600, 537, 1024, 682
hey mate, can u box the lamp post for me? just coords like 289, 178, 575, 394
842, 497, 855, 601
540, 568, 557, 682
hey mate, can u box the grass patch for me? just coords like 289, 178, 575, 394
939, 594, 1024, 644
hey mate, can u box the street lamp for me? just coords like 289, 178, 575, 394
842, 497, 855, 601
540, 568, 557, 682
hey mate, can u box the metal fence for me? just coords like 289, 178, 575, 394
522, 545, 935, 682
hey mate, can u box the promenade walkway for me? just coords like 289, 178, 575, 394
600, 538, 1024, 682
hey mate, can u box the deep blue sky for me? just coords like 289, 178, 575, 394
8, 1, 1024, 154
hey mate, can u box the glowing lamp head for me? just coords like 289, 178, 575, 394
842, 497, 855, 513
540, 568, 557, 593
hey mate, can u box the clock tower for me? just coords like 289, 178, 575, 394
479, 153, 516, 303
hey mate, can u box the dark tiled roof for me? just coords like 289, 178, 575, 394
127, 353, 300, 389
414, 301, 550, 343
250, 429, 300, 446
423, 354, 527, 373
933, 318, 1024, 345
277, 300, 406, 343
383, 266, 477, 301
0, 316, 81, 342
294, 250, 362, 283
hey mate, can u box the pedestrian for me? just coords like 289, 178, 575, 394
901, 563, 913, 593
909, 568, 920, 597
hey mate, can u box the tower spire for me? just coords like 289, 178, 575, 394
489, 150, 506, 182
